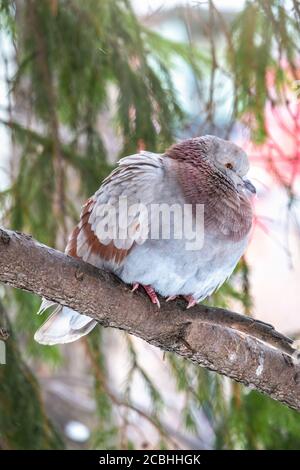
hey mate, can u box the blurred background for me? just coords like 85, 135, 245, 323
1, 0, 300, 450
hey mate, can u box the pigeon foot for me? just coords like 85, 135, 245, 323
183, 295, 197, 309
166, 294, 197, 309
132, 283, 160, 308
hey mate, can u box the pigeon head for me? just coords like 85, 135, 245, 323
166, 135, 256, 195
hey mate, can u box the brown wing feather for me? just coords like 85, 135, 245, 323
65, 197, 131, 266
65, 151, 164, 267
66, 226, 80, 258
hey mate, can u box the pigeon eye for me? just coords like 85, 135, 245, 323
225, 163, 233, 170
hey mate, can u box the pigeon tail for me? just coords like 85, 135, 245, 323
34, 299, 97, 345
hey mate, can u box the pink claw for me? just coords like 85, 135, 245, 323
143, 285, 160, 308
131, 283, 160, 308
166, 295, 177, 302
131, 282, 140, 292
183, 295, 197, 309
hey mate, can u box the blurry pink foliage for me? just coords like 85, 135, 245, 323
239, 67, 300, 241
245, 67, 300, 193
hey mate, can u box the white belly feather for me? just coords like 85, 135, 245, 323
116, 234, 248, 300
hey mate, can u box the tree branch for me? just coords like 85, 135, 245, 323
0, 227, 300, 411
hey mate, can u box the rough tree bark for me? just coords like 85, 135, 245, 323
1, 228, 300, 412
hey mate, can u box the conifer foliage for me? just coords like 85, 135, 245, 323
1, 0, 300, 450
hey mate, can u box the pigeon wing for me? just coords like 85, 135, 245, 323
66, 151, 165, 269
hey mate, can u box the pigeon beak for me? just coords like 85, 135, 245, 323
243, 178, 256, 194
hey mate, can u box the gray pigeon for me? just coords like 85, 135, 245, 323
34, 135, 255, 345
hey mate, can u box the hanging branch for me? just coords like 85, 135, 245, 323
27, 0, 67, 246
0, 227, 300, 412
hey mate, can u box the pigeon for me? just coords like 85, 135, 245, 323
34, 135, 255, 345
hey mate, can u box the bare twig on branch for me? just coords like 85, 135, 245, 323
0, 228, 300, 412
